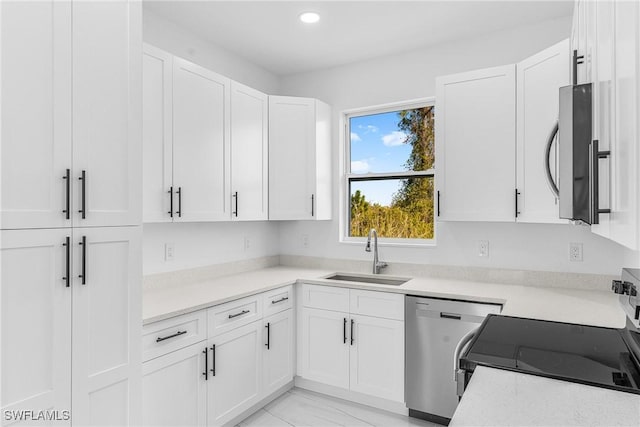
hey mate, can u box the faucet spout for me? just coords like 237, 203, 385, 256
365, 229, 387, 274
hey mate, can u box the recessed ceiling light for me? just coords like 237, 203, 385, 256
299, 12, 320, 24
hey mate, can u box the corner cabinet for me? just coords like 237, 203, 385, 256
435, 65, 517, 222
269, 96, 332, 221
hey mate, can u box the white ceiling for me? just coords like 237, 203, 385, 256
143, 1, 574, 76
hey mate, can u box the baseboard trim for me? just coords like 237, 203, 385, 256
225, 381, 294, 426
294, 376, 408, 416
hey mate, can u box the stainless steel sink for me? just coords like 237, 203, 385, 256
323, 273, 410, 286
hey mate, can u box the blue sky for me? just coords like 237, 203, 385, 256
350, 111, 411, 206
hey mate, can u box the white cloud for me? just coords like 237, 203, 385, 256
382, 131, 407, 147
358, 124, 379, 133
350, 159, 371, 173
350, 132, 361, 142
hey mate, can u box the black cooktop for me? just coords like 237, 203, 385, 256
460, 314, 640, 394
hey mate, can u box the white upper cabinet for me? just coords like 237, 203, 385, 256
173, 58, 231, 222
435, 65, 517, 222
230, 82, 269, 221
570, 0, 594, 85
1, 1, 72, 230
269, 96, 332, 221
516, 39, 571, 224
142, 44, 173, 223
1, 0, 141, 230
72, 0, 141, 227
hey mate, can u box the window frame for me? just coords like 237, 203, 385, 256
341, 97, 436, 247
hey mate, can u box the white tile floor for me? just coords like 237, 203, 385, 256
236, 388, 440, 427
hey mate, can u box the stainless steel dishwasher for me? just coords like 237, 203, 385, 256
405, 296, 501, 424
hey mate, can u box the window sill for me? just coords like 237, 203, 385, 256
339, 237, 437, 248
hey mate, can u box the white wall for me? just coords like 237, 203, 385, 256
142, 9, 281, 274
277, 15, 634, 275
143, 9, 279, 93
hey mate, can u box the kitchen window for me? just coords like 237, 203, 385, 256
345, 100, 435, 243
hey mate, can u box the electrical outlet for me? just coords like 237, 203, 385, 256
569, 242, 583, 262
478, 240, 489, 257
244, 237, 251, 251
302, 234, 309, 248
164, 243, 174, 261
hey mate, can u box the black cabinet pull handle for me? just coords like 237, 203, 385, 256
350, 318, 355, 345
176, 187, 182, 218
168, 187, 174, 218
265, 322, 270, 349
271, 296, 289, 305
440, 312, 462, 320
232, 192, 238, 217
62, 236, 70, 287
573, 49, 584, 85
311, 194, 315, 217
78, 170, 86, 219
343, 318, 347, 344
592, 139, 611, 225
202, 347, 208, 380
515, 188, 521, 218
437, 191, 441, 217
211, 344, 216, 376
78, 235, 86, 285
62, 169, 70, 219
155, 330, 187, 342
228, 309, 249, 319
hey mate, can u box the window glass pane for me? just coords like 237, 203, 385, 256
349, 106, 434, 174
349, 177, 434, 239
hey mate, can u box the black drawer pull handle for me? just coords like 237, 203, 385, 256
202, 346, 208, 380
63, 169, 70, 219
271, 296, 289, 305
176, 187, 182, 218
168, 187, 174, 218
440, 312, 462, 320
156, 330, 187, 343
311, 194, 315, 217
343, 318, 347, 344
62, 236, 70, 287
232, 191, 238, 217
228, 309, 250, 319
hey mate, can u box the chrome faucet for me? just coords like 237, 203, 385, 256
365, 228, 388, 274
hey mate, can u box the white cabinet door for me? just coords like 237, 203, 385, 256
608, 0, 639, 250
72, 0, 142, 227
142, 343, 207, 427
71, 226, 142, 426
516, 39, 570, 224
435, 65, 517, 222
0, 1, 72, 230
299, 308, 350, 389
269, 96, 316, 220
571, 0, 595, 85
230, 82, 269, 221
263, 310, 294, 396
208, 321, 262, 426
142, 44, 173, 223
1, 229, 72, 425
173, 58, 230, 222
349, 315, 404, 402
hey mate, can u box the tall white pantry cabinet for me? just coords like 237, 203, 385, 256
1, 1, 143, 426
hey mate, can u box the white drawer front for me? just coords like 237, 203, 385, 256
349, 289, 404, 320
300, 283, 350, 313
208, 294, 263, 337
143, 310, 207, 362
263, 285, 293, 317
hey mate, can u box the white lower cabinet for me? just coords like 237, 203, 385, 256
298, 284, 405, 403
142, 343, 207, 427
142, 287, 294, 426
207, 321, 262, 426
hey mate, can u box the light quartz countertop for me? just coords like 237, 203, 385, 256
450, 366, 640, 427
143, 266, 625, 327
